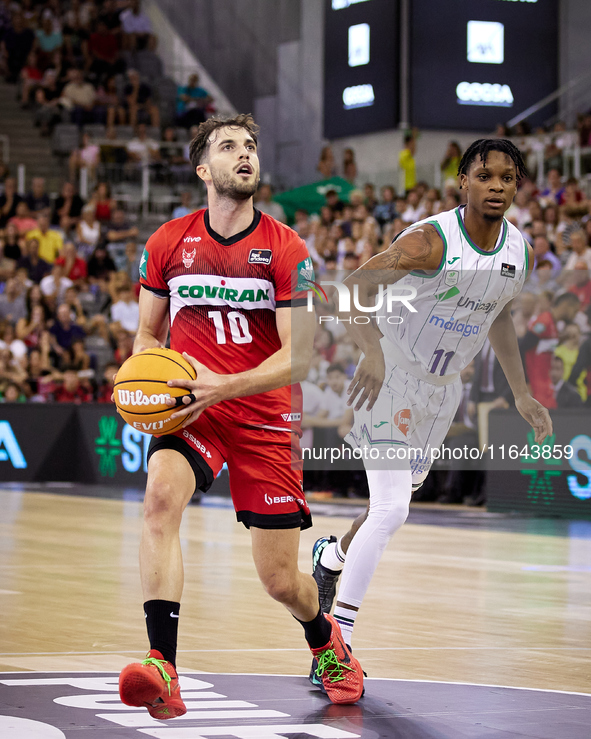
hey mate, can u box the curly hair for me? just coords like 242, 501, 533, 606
189, 113, 260, 169
457, 138, 528, 180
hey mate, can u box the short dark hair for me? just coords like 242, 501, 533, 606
553, 292, 579, 308
326, 363, 345, 375
189, 113, 259, 169
457, 138, 528, 180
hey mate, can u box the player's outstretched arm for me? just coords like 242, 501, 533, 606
488, 300, 553, 443
168, 305, 316, 427
343, 224, 444, 411
134, 286, 170, 353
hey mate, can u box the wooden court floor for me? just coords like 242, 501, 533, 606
1, 489, 590, 695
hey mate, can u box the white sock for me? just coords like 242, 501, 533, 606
333, 605, 357, 649
319, 538, 346, 572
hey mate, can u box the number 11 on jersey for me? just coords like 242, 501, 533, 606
430, 349, 455, 376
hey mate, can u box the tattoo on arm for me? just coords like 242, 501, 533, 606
351, 225, 444, 286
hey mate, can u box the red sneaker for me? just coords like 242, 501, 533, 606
119, 649, 186, 719
310, 614, 364, 705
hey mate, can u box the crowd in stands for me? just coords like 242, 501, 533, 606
0, 1, 589, 505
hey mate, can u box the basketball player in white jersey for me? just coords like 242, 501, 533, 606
309, 139, 553, 669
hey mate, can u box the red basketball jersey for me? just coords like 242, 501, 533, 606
139, 208, 313, 431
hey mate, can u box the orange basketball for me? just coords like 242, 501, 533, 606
114, 348, 197, 435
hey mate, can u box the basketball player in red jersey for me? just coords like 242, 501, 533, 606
118, 114, 364, 717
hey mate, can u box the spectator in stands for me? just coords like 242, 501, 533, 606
89, 182, 115, 223
95, 360, 119, 402
55, 240, 87, 283
98, 0, 122, 32
86, 243, 116, 281
122, 69, 159, 128
52, 181, 84, 231
125, 122, 160, 165
62, 5, 90, 69
548, 355, 583, 409
122, 240, 141, 282
325, 188, 345, 218
171, 190, 195, 220
533, 235, 561, 277
60, 67, 97, 126
120, 0, 155, 51
49, 301, 85, 357
317, 145, 335, 180
0, 277, 27, 324
75, 204, 101, 258
399, 132, 417, 194
2, 222, 22, 263
440, 141, 462, 184
20, 50, 43, 107
85, 18, 124, 84
1, 12, 35, 83
68, 131, 100, 183
342, 147, 357, 184
563, 229, 591, 272
176, 73, 212, 128
96, 75, 124, 127
62, 285, 88, 329
566, 262, 591, 309
16, 301, 48, 350
505, 189, 531, 231
25, 177, 50, 214
559, 176, 586, 208
8, 202, 38, 236
34, 13, 63, 69
113, 325, 133, 364
40, 261, 73, 310
555, 323, 582, 383
254, 183, 286, 223
18, 238, 51, 283
110, 284, 139, 333
26, 212, 63, 264
522, 292, 581, 408
84, 313, 115, 372
401, 189, 425, 224
52, 367, 93, 402
99, 124, 128, 166
0, 178, 22, 228
33, 68, 63, 136
103, 208, 138, 269
539, 168, 565, 207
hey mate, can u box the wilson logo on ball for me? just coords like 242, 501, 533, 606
118, 389, 173, 407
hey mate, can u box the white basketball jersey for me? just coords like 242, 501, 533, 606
378, 205, 529, 384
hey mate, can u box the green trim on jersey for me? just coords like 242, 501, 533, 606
523, 237, 530, 273
455, 207, 508, 256
409, 220, 447, 279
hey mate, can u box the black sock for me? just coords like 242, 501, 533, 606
297, 607, 332, 649
144, 600, 180, 667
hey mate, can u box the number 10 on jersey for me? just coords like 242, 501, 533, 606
207, 310, 253, 345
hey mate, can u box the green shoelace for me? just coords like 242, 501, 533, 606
315, 648, 355, 683
141, 656, 173, 696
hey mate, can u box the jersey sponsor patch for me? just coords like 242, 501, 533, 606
281, 413, 301, 421
296, 257, 315, 291
139, 248, 148, 280
501, 262, 516, 278
394, 408, 411, 437
445, 270, 460, 286
248, 248, 272, 265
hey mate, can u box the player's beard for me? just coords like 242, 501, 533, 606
211, 168, 260, 201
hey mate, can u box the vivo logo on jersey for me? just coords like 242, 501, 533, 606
183, 236, 201, 243
457, 295, 498, 314
430, 315, 481, 337
118, 389, 172, 407
307, 282, 417, 313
